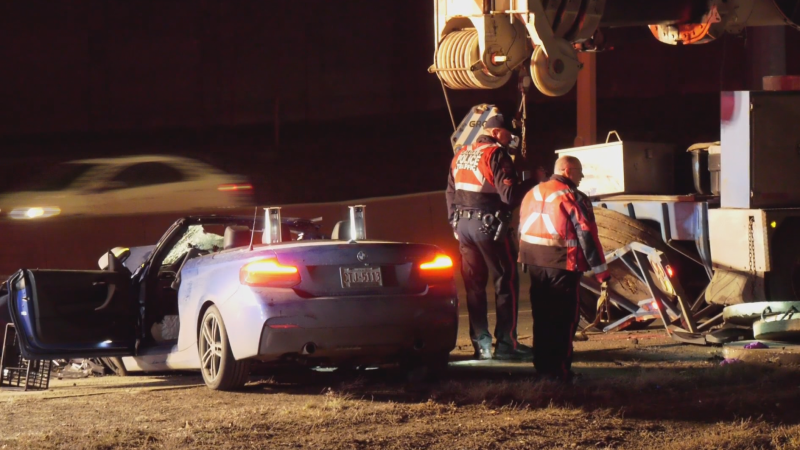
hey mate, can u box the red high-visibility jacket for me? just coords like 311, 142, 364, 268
452, 142, 498, 194
518, 175, 609, 281
446, 136, 530, 218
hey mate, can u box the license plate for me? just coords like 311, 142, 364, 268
340, 266, 382, 288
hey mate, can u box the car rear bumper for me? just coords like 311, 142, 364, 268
255, 294, 458, 364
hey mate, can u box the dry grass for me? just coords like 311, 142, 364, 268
2, 364, 800, 449
434, 363, 800, 417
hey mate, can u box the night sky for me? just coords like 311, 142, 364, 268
2, 1, 800, 204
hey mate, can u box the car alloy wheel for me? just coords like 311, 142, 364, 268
198, 305, 251, 390
200, 312, 224, 382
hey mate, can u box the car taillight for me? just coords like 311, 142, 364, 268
218, 183, 253, 192
420, 253, 453, 276
239, 258, 300, 288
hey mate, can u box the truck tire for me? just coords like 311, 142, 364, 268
723, 301, 800, 325
580, 208, 671, 330
753, 316, 800, 341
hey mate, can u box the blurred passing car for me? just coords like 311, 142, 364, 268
0, 155, 253, 219
4, 212, 458, 390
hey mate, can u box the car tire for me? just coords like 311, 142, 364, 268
100, 357, 128, 377
198, 305, 251, 390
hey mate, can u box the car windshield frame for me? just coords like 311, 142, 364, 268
146, 216, 326, 270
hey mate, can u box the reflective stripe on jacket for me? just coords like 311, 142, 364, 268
517, 175, 609, 279
446, 135, 534, 218
451, 143, 498, 194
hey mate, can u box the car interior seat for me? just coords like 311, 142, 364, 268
281, 224, 292, 242
224, 225, 252, 250
331, 220, 350, 240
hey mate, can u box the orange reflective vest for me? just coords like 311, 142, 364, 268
518, 176, 609, 280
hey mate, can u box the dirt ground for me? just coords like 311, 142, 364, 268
2, 278, 800, 449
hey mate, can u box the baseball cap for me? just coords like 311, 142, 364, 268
483, 114, 506, 129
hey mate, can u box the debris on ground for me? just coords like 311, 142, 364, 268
743, 341, 769, 349
719, 358, 741, 366
55, 359, 110, 380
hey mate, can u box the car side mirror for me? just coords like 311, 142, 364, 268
98, 247, 131, 270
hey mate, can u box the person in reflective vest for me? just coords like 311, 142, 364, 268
446, 113, 536, 361
518, 155, 610, 380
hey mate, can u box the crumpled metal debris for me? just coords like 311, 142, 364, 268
743, 341, 769, 349
56, 359, 108, 379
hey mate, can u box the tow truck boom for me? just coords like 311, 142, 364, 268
432, 0, 800, 96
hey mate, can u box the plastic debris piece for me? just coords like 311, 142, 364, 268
744, 341, 769, 349
720, 358, 742, 366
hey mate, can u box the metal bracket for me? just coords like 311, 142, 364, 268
589, 241, 699, 336
515, 2, 580, 88
606, 130, 622, 143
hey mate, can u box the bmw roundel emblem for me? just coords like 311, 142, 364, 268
357, 251, 367, 262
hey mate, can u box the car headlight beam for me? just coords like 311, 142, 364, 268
10, 207, 61, 220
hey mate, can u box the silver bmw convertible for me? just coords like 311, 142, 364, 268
5, 207, 458, 390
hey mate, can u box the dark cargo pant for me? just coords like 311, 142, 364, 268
527, 266, 582, 378
456, 213, 520, 351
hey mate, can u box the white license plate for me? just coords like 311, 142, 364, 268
340, 267, 383, 288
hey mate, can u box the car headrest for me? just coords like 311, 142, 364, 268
224, 225, 252, 250
331, 220, 350, 240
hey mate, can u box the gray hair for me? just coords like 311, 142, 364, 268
554, 155, 581, 174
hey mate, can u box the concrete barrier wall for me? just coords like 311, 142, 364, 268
0, 191, 457, 276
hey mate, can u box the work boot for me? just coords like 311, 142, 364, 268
493, 342, 534, 362
472, 341, 493, 360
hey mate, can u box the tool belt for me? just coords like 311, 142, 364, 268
452, 208, 512, 241
456, 209, 488, 220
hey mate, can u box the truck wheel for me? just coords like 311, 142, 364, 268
580, 208, 672, 330
199, 305, 251, 390
766, 218, 800, 302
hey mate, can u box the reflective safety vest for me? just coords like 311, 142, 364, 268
518, 177, 609, 279
451, 143, 499, 194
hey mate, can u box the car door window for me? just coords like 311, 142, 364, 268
110, 162, 185, 189
161, 225, 224, 267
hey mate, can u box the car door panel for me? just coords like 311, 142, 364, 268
8, 269, 138, 359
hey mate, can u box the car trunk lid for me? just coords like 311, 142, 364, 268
271, 241, 446, 297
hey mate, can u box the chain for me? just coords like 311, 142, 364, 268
520, 93, 527, 158
515, 66, 529, 159
439, 78, 456, 131
748, 216, 756, 297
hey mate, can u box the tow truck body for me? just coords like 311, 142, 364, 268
437, 0, 800, 341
